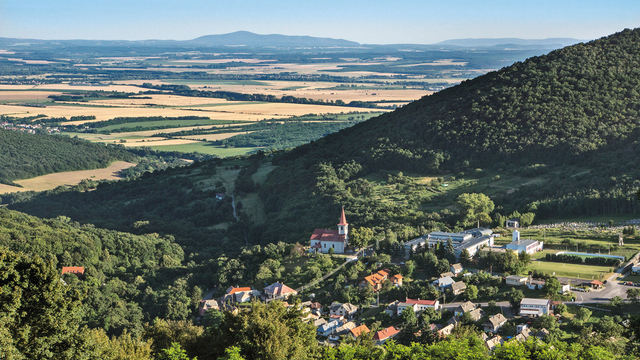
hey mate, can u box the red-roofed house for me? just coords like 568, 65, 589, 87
359, 269, 390, 291
310, 207, 349, 254
405, 298, 441, 311
373, 326, 399, 344
390, 274, 403, 287
61, 267, 85, 278
225, 286, 260, 303
264, 282, 298, 299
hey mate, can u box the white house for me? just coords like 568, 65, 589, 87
404, 298, 440, 311
506, 275, 528, 286
520, 298, 551, 317
310, 207, 349, 254
506, 238, 543, 255
433, 276, 455, 289
506, 219, 520, 228
450, 263, 464, 276
329, 302, 359, 319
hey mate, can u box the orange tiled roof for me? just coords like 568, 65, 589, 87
228, 287, 252, 294
374, 326, 399, 341
61, 266, 85, 275
350, 324, 370, 338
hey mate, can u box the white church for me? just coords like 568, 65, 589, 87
309, 207, 349, 254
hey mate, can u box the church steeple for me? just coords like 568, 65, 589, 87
338, 206, 348, 240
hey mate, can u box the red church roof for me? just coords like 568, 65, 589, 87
310, 229, 346, 242
338, 207, 348, 226
405, 298, 438, 306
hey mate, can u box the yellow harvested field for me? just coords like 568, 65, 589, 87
0, 91, 61, 102
0, 161, 136, 194
398, 59, 468, 67
180, 131, 254, 141
0, 84, 147, 92
7, 58, 56, 64
89, 94, 231, 107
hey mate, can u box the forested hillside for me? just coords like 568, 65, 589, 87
0, 129, 136, 185
257, 28, 640, 240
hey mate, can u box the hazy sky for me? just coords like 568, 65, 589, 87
0, 0, 638, 44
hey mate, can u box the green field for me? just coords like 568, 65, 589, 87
526, 260, 614, 280
138, 143, 261, 157
164, 79, 269, 86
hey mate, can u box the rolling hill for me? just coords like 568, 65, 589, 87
256, 28, 640, 241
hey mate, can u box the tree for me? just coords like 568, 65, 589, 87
0, 248, 84, 359
628, 288, 640, 304
543, 277, 562, 296
459, 249, 471, 266
219, 347, 245, 360
555, 303, 567, 316
444, 239, 456, 264
465, 284, 478, 301
404, 260, 416, 278
158, 343, 197, 360
576, 307, 592, 324
350, 227, 374, 249
508, 289, 524, 311
610, 296, 623, 307
455, 193, 495, 226
401, 306, 417, 326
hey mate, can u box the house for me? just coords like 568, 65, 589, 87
506, 218, 520, 228
385, 300, 400, 317
513, 327, 532, 343
390, 274, 403, 287
440, 272, 455, 278
264, 282, 298, 299
215, 193, 226, 200
433, 276, 455, 289
536, 328, 549, 340
199, 299, 219, 316
451, 263, 463, 276
506, 275, 528, 286
61, 266, 85, 278
329, 302, 359, 319
468, 308, 484, 321
520, 298, 551, 317
225, 286, 260, 303
309, 302, 323, 315
313, 318, 327, 327
516, 324, 528, 333
396, 302, 418, 316
329, 321, 357, 341
447, 316, 460, 327
317, 319, 342, 337
438, 324, 455, 337
310, 207, 349, 254
373, 326, 399, 344
404, 298, 441, 311
349, 324, 370, 339
483, 313, 507, 333
450, 281, 467, 295
559, 282, 571, 294
590, 280, 604, 289
454, 301, 476, 316
527, 279, 545, 290
486, 336, 504, 352
359, 269, 390, 291
506, 232, 543, 255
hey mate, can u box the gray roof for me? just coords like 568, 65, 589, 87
440, 272, 455, 278
457, 301, 476, 313
456, 235, 493, 250
435, 276, 455, 286
429, 231, 470, 239
451, 263, 463, 271
451, 281, 467, 292
469, 308, 484, 321
507, 239, 539, 247
484, 313, 507, 327
521, 298, 551, 306
506, 275, 528, 280
404, 234, 428, 247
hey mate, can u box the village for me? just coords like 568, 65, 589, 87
180, 208, 640, 351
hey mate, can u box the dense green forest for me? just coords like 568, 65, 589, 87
253, 28, 640, 240
0, 129, 137, 185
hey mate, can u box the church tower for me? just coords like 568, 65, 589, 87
338, 206, 349, 241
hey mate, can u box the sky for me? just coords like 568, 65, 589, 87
0, 0, 638, 44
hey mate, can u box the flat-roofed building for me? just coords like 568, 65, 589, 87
520, 298, 551, 317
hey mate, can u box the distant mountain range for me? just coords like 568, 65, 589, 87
0, 31, 584, 50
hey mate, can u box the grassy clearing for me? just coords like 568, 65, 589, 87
622, 274, 640, 283
526, 260, 614, 280
136, 143, 260, 157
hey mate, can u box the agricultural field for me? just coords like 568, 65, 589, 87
0, 161, 135, 194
